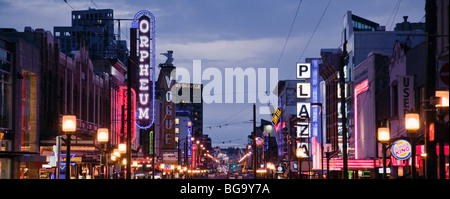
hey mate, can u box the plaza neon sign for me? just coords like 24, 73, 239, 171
296, 63, 311, 158
133, 10, 156, 129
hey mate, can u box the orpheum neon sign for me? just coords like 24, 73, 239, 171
133, 10, 156, 129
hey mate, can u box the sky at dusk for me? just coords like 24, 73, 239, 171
0, 0, 426, 148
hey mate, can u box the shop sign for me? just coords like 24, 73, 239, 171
271, 107, 281, 126
255, 137, 263, 146
391, 139, 411, 160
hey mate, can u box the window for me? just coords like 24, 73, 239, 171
175, 118, 179, 125
175, 127, 179, 134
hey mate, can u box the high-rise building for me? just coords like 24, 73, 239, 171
174, 83, 203, 138
54, 8, 128, 63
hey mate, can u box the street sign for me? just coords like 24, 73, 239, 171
272, 107, 282, 126
255, 137, 263, 146
438, 62, 449, 88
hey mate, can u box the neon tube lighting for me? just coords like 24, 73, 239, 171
354, 79, 369, 159
134, 10, 156, 129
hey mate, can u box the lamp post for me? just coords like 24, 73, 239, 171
118, 143, 126, 179
434, 90, 449, 179
111, 149, 120, 179
377, 127, 390, 179
97, 128, 109, 179
405, 113, 419, 179
62, 115, 76, 180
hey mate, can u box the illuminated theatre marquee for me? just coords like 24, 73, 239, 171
133, 10, 156, 129
296, 63, 311, 158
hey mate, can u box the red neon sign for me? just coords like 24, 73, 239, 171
354, 79, 369, 159
117, 86, 136, 142
325, 158, 376, 170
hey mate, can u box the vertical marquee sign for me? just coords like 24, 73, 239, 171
132, 10, 156, 129
159, 66, 176, 150
296, 63, 311, 158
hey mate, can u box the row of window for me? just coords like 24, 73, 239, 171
352, 20, 377, 32
72, 12, 112, 20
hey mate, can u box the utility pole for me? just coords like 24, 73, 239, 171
126, 57, 132, 179
55, 136, 61, 179
65, 135, 71, 180
424, 0, 437, 179
340, 29, 349, 179
253, 104, 257, 179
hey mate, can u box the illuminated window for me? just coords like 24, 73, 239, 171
175, 118, 179, 125
175, 127, 179, 134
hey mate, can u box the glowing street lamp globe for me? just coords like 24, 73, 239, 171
62, 115, 77, 133
377, 127, 390, 143
405, 113, 420, 131
97, 128, 109, 143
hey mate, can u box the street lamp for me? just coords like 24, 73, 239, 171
118, 143, 127, 154
62, 115, 76, 180
435, 90, 449, 179
377, 127, 390, 179
405, 113, 419, 179
435, 91, 449, 108
118, 143, 127, 179
97, 128, 109, 142
97, 128, 109, 179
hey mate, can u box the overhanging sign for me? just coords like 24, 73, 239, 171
133, 10, 156, 129
296, 62, 312, 158
272, 107, 282, 126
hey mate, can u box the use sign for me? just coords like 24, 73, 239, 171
391, 139, 411, 160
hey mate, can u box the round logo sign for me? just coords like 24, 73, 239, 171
255, 137, 263, 146
391, 139, 411, 160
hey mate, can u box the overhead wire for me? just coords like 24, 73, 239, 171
275, 0, 303, 68
63, 0, 75, 10
297, 0, 332, 63
387, 0, 402, 31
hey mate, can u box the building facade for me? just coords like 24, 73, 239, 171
0, 27, 111, 179
353, 52, 390, 160
342, 11, 425, 160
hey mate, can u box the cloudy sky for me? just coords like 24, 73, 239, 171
0, 0, 425, 148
